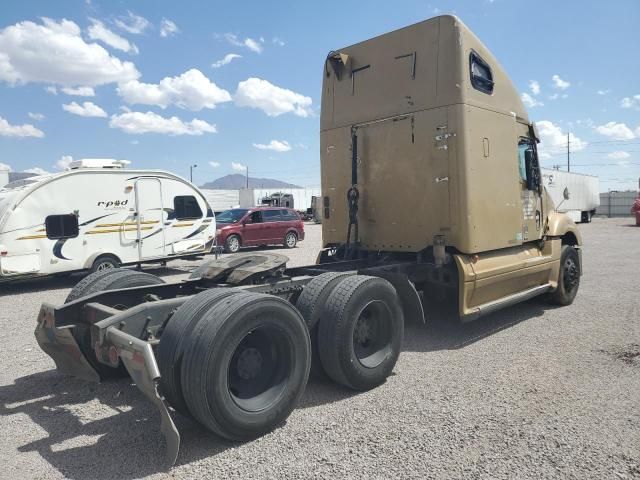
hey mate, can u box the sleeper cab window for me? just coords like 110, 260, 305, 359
174, 195, 203, 220
469, 51, 494, 95
45, 214, 79, 240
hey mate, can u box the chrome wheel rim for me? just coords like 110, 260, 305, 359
286, 234, 296, 247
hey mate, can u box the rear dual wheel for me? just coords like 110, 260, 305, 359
159, 290, 311, 441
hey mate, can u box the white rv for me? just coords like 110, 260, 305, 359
541, 168, 600, 223
0, 159, 216, 282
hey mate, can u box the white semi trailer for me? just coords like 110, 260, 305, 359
541, 168, 599, 223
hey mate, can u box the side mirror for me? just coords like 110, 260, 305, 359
524, 149, 538, 191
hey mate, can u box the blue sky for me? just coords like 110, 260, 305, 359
0, 0, 639, 191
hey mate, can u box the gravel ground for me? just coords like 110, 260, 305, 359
0, 219, 639, 479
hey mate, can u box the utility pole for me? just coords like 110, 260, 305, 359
246, 166, 249, 189
567, 133, 570, 172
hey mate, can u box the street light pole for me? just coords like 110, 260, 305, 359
190, 164, 198, 183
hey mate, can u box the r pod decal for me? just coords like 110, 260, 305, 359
97, 199, 129, 209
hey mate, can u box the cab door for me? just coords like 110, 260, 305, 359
516, 124, 544, 243
134, 178, 165, 259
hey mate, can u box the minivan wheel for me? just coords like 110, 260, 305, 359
284, 232, 297, 249
225, 235, 241, 253
90, 254, 120, 273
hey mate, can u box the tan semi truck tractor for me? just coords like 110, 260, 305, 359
33, 16, 581, 464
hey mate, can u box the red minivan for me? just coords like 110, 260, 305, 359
215, 207, 305, 253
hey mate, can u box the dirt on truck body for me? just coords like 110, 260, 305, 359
34, 15, 582, 464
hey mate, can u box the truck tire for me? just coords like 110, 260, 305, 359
224, 235, 241, 253
318, 275, 404, 391
549, 245, 580, 306
65, 268, 126, 303
180, 292, 310, 440
296, 272, 354, 377
157, 287, 243, 415
90, 254, 120, 273
66, 270, 165, 379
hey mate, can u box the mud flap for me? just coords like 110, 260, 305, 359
106, 328, 180, 466
34, 303, 100, 383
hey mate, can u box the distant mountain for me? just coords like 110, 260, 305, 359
201, 174, 301, 190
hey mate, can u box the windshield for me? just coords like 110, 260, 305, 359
216, 208, 248, 223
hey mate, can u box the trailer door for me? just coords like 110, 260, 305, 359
135, 178, 165, 260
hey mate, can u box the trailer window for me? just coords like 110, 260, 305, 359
470, 51, 494, 95
174, 196, 202, 220
45, 214, 79, 240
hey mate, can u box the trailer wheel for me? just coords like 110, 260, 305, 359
549, 245, 580, 306
295, 272, 353, 377
318, 275, 404, 391
90, 254, 120, 273
157, 287, 243, 415
284, 232, 297, 249
225, 235, 241, 253
66, 269, 165, 379
181, 292, 310, 440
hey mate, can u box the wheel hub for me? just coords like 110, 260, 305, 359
236, 347, 263, 380
563, 258, 579, 290
354, 315, 372, 346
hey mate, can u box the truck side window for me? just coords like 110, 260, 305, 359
174, 196, 203, 220
45, 214, 79, 240
469, 51, 494, 95
517, 139, 530, 181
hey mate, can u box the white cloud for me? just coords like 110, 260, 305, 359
114, 12, 150, 35
118, 68, 232, 111
24, 167, 49, 175
607, 151, 631, 160
521, 92, 543, 108
209, 161, 220, 168
595, 122, 635, 140
620, 94, 640, 110
109, 111, 217, 136
529, 80, 540, 95
211, 53, 242, 68
45, 86, 58, 95
0, 162, 11, 171
61, 86, 95, 96
159, 18, 179, 38
253, 139, 292, 152
536, 120, 586, 158
28, 112, 45, 121
597, 89, 610, 96
272, 37, 285, 47
62, 101, 107, 117
235, 78, 312, 117
223, 33, 263, 53
0, 115, 45, 138
88, 19, 138, 54
551, 74, 570, 90
0, 18, 139, 87
231, 162, 247, 171
56, 155, 73, 170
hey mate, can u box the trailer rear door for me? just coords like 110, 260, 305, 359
135, 178, 166, 260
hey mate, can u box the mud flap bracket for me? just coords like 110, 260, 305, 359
106, 327, 180, 466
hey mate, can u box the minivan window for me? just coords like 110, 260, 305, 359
45, 214, 79, 240
280, 209, 298, 220
217, 209, 248, 223
470, 51, 494, 95
262, 210, 282, 222
174, 196, 203, 220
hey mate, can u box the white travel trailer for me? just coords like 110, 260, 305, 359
541, 168, 599, 223
0, 159, 216, 282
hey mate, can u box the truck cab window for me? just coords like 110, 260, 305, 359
517, 139, 530, 181
174, 196, 203, 220
469, 51, 494, 95
45, 214, 79, 239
